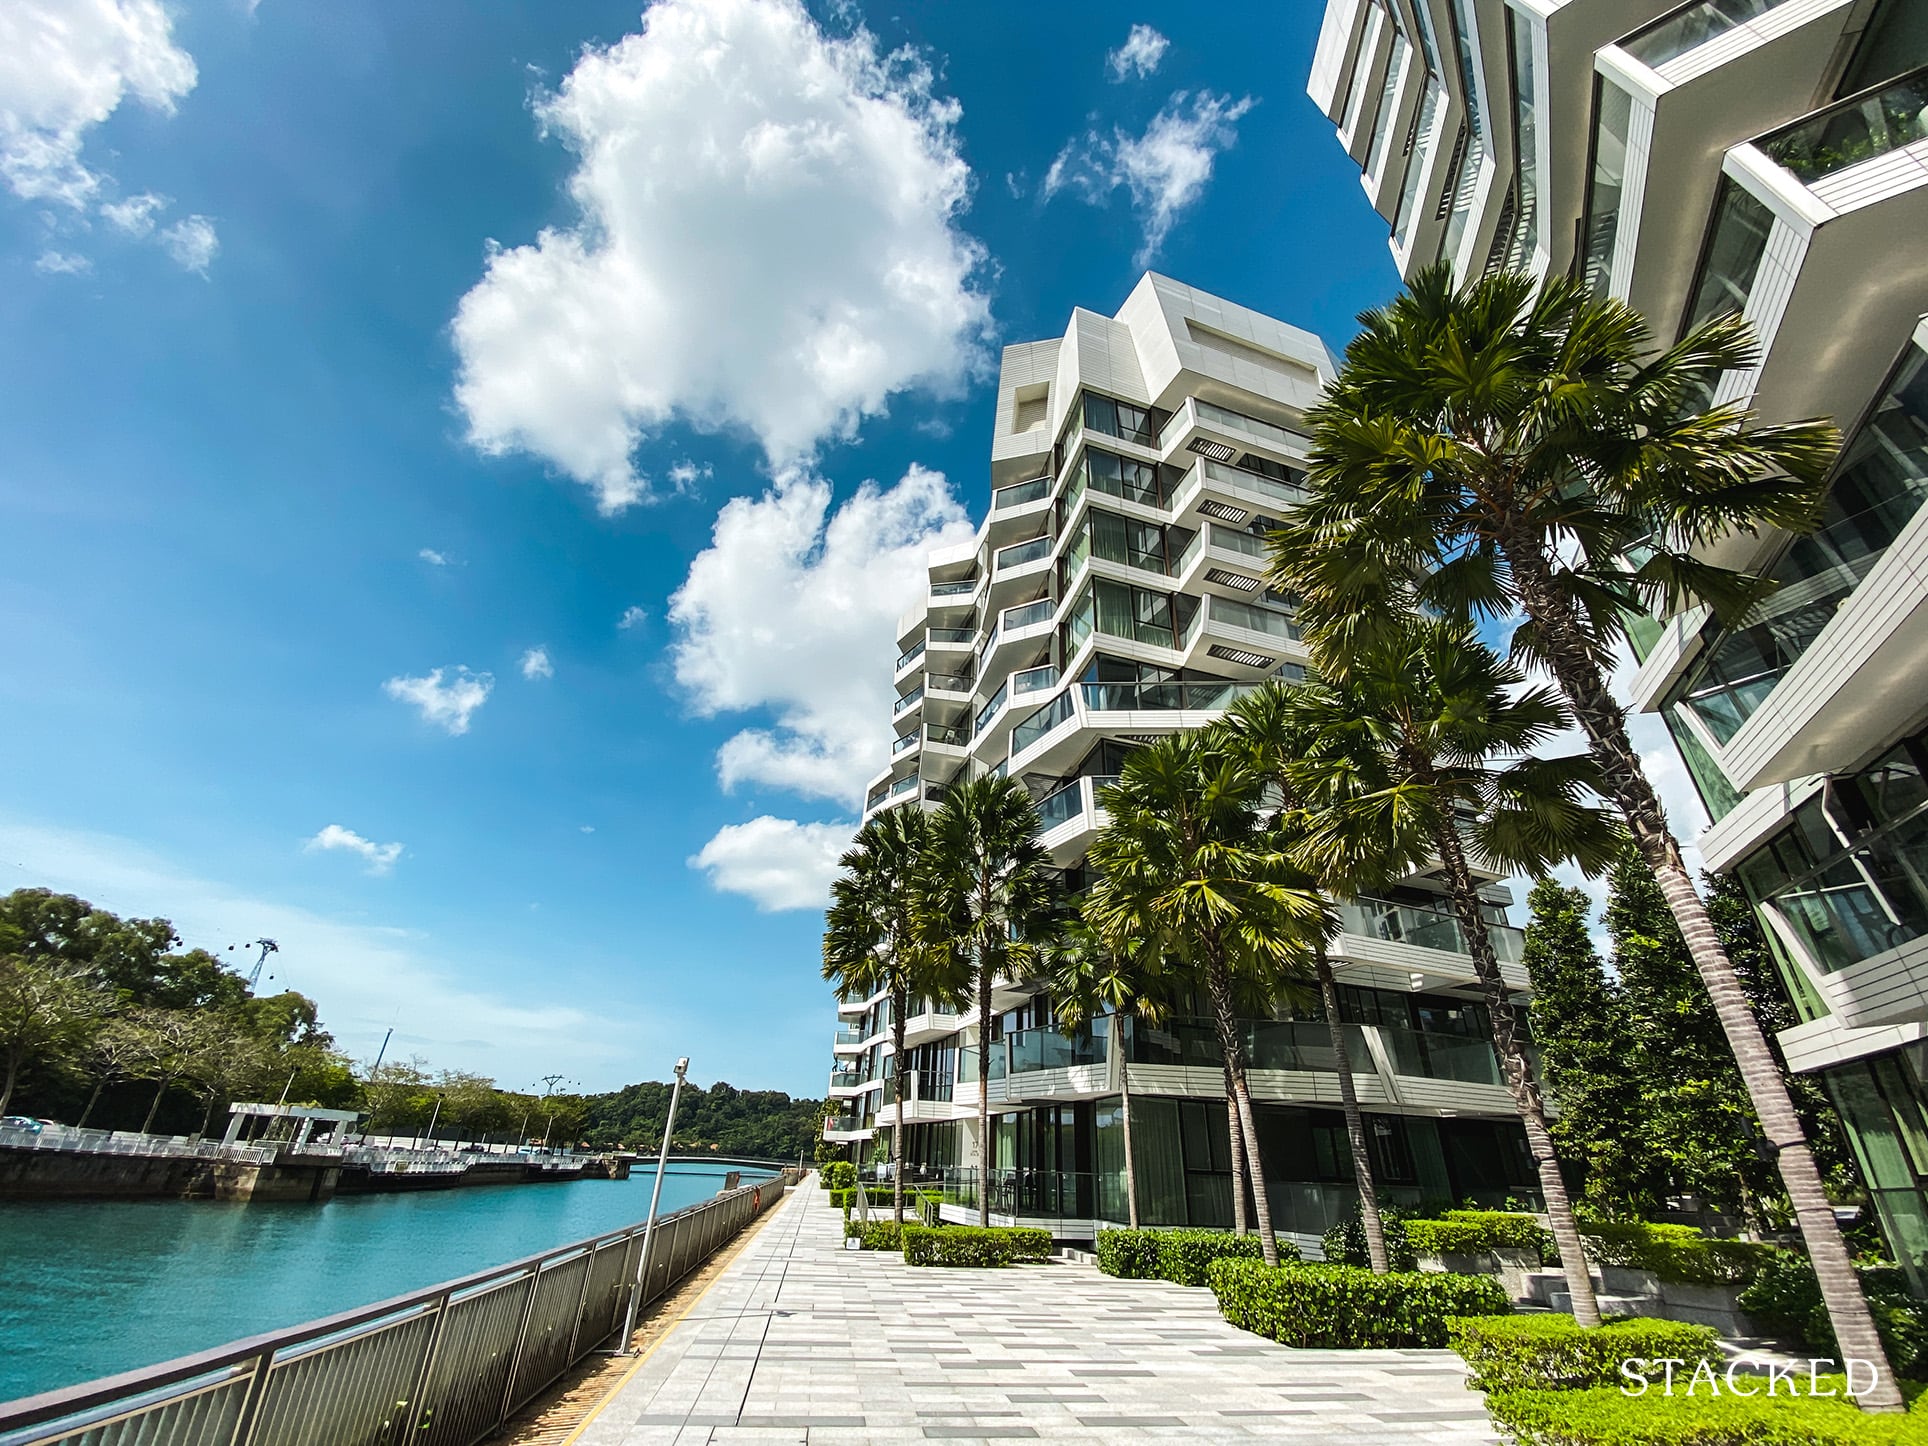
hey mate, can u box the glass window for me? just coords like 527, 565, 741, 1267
1082, 391, 1167, 448
1838, 1, 1928, 97
1393, 77, 1445, 252
1341, 5, 1385, 141
1623, 0, 1789, 70
1581, 78, 1634, 296
1364, 33, 1411, 182
1081, 445, 1166, 506
1682, 177, 1775, 333
1760, 67, 1928, 184
1505, 7, 1543, 268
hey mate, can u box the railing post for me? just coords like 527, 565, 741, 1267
495, 1264, 545, 1430
393, 1291, 451, 1446
225, 1348, 276, 1446
561, 1246, 600, 1364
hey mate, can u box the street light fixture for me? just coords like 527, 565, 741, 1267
617, 1056, 690, 1352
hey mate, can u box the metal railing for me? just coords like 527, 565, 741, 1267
0, 1123, 283, 1164
0, 1172, 798, 1446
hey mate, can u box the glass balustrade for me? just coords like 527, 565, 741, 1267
895, 638, 925, 670
1011, 663, 1057, 695
992, 476, 1050, 510
891, 686, 924, 715
974, 681, 1009, 734
996, 536, 1052, 571
1375, 1023, 1505, 1087
937, 1167, 1096, 1220
1194, 400, 1307, 453
930, 578, 976, 598
887, 774, 919, 800
926, 724, 970, 748
1336, 897, 1525, 964
928, 626, 976, 644
1761, 68, 1928, 184
833, 1026, 864, 1047
1208, 524, 1268, 557
1032, 777, 1084, 833
1002, 598, 1053, 630
927, 672, 972, 695
1209, 594, 1300, 641
1080, 677, 1261, 712
1622, 0, 1788, 68
1005, 1024, 1108, 1073
1010, 686, 1076, 755
891, 732, 919, 756
1201, 457, 1307, 507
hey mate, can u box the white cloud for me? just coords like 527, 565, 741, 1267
1043, 90, 1254, 263
579, 825, 596, 834
418, 548, 452, 567
519, 646, 554, 681
449, 0, 992, 513
617, 605, 649, 630
1106, 24, 1169, 81
383, 666, 494, 735
0, 816, 626, 1079
689, 815, 851, 911
34, 250, 91, 275
100, 189, 166, 235
669, 462, 973, 803
667, 459, 712, 496
305, 823, 405, 875
157, 214, 217, 274
0, 0, 196, 207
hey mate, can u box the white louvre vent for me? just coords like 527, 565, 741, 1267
1197, 500, 1249, 523
1207, 569, 1263, 592
1188, 438, 1237, 462
1208, 645, 1275, 669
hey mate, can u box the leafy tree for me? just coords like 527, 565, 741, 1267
123, 1009, 214, 1134
923, 775, 1057, 1228
0, 955, 112, 1116
75, 1016, 152, 1128
0, 889, 247, 1011
1277, 617, 1622, 1324
1520, 879, 1659, 1213
1085, 731, 1326, 1267
824, 807, 967, 1223
186, 1023, 273, 1137
1269, 265, 1899, 1410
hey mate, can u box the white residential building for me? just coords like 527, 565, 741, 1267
1312, 0, 1928, 1283
826, 275, 1538, 1245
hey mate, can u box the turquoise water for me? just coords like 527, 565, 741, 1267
0, 1163, 763, 1404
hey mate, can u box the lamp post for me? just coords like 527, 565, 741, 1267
617, 1057, 689, 1353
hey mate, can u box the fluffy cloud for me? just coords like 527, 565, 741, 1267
419, 548, 452, 566
157, 214, 217, 274
667, 459, 712, 496
449, 0, 992, 513
383, 666, 494, 735
1044, 90, 1254, 263
101, 190, 165, 235
305, 823, 404, 875
35, 250, 91, 275
0, 0, 196, 207
519, 646, 554, 681
670, 462, 973, 803
1106, 24, 1169, 81
689, 815, 851, 911
617, 605, 649, 630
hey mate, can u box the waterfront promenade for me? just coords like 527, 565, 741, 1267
574, 1187, 1500, 1444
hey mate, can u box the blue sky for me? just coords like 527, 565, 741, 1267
0, 0, 1405, 1097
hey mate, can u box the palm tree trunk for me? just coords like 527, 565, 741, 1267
77, 1076, 106, 1130
1224, 1064, 1248, 1236
1205, 956, 1279, 1266
141, 1078, 167, 1134
891, 994, 908, 1226
1113, 1013, 1139, 1227
1318, 949, 1389, 1274
977, 953, 992, 1229
1432, 821, 1601, 1326
1506, 539, 1903, 1409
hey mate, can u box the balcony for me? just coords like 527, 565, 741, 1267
894, 637, 926, 673
1758, 69, 1928, 186
925, 723, 970, 754
891, 686, 924, 717
928, 625, 976, 649
1337, 895, 1524, 967
1001, 597, 1053, 631
934, 1166, 1105, 1223
929, 577, 978, 600
891, 731, 920, 757
995, 535, 1052, 572
992, 476, 1050, 511
832, 1026, 865, 1057
926, 671, 973, 700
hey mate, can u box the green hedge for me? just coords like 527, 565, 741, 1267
1486, 1379, 1928, 1445
828, 1187, 854, 1212
1207, 1259, 1510, 1348
901, 1225, 1054, 1267
1740, 1256, 1928, 1380
1405, 1210, 1554, 1261
1320, 1200, 1420, 1271
1095, 1228, 1297, 1285
1578, 1221, 1775, 1286
1447, 1314, 1722, 1393
818, 1161, 856, 1192
844, 1219, 903, 1251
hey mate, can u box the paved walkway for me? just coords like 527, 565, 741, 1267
576, 1185, 1500, 1445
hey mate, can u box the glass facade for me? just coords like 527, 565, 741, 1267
1670, 345, 1928, 743
1580, 78, 1634, 296
1623, 0, 1791, 69
1081, 391, 1167, 449
1761, 67, 1928, 184
1393, 78, 1446, 252
1826, 1050, 1928, 1294
1065, 576, 1178, 652
1364, 32, 1412, 184
1504, 6, 1543, 268
1682, 177, 1775, 335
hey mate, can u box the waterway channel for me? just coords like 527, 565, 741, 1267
0, 1161, 763, 1404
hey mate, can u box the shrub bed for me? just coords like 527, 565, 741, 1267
1096, 1228, 1163, 1279
1321, 1201, 1420, 1270
1207, 1259, 1510, 1348
1408, 1210, 1554, 1261
902, 1225, 1054, 1267
1486, 1379, 1928, 1445
1447, 1314, 1722, 1393
818, 1161, 856, 1192
1578, 1221, 1775, 1286
1741, 1255, 1928, 1379
828, 1188, 854, 1213
1094, 1228, 1299, 1284
844, 1219, 903, 1251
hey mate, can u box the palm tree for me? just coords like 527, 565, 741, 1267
1271, 265, 1902, 1408
822, 808, 964, 1224
924, 776, 1058, 1227
1040, 915, 1176, 1229
1274, 617, 1622, 1324
1220, 687, 1391, 1275
1084, 733, 1329, 1266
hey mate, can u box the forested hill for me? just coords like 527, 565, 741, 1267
579, 1079, 823, 1160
